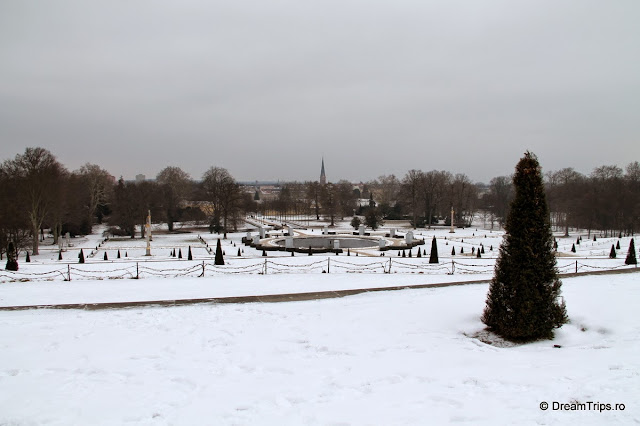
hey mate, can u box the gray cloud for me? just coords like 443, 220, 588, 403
1, 0, 638, 183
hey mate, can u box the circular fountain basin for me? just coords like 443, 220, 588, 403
274, 235, 382, 249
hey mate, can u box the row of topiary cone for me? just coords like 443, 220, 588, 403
5, 237, 639, 270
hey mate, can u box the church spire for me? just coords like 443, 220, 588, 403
320, 157, 327, 185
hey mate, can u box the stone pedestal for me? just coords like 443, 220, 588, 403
285, 237, 294, 249
323, 226, 328, 235
246, 231, 252, 239
390, 228, 396, 237
406, 231, 413, 245
287, 226, 294, 236
333, 240, 340, 250
359, 224, 365, 236
253, 235, 260, 245
379, 239, 386, 249
259, 227, 266, 239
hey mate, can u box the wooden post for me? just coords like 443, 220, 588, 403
67, 264, 71, 281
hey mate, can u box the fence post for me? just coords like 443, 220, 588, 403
136, 262, 139, 279
327, 257, 330, 273
202, 261, 205, 278
264, 258, 267, 275
452, 260, 455, 275
575, 260, 578, 274
388, 258, 392, 274
67, 264, 71, 281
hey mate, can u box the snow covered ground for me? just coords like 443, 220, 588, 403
1, 221, 638, 424
1, 273, 638, 425
2, 222, 636, 284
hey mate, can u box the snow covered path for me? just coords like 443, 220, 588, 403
1, 274, 638, 425
0, 273, 492, 309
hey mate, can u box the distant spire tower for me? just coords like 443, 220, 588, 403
320, 157, 327, 185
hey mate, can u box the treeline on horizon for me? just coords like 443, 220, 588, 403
1, 147, 639, 258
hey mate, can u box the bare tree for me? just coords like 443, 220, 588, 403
4, 148, 66, 254
401, 169, 423, 228
448, 173, 478, 226
335, 180, 356, 219
320, 183, 338, 226
202, 166, 241, 239
156, 166, 192, 231
305, 181, 322, 220
546, 168, 583, 236
486, 176, 514, 229
77, 164, 114, 232
421, 170, 451, 228
372, 174, 401, 207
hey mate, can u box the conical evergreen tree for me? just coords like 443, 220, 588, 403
417, 248, 421, 258
238, 248, 241, 256
609, 244, 616, 259
616, 240, 621, 249
571, 243, 576, 253
178, 249, 182, 259
408, 250, 412, 258
79, 249, 85, 264
262, 250, 267, 257
188, 246, 193, 260
214, 239, 225, 265
460, 247, 464, 254
625, 238, 637, 265
451, 247, 455, 256
117, 250, 121, 259
476, 250, 481, 258
429, 236, 439, 264
26, 252, 31, 262
5, 241, 18, 271
482, 152, 567, 341
58, 250, 63, 261
104, 252, 108, 261
402, 250, 406, 258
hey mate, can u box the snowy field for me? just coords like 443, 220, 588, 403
1, 273, 638, 425
1, 221, 638, 424
2, 221, 636, 284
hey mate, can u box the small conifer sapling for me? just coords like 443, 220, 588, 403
625, 239, 637, 265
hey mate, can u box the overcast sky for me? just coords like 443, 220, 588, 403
1, 1, 638, 184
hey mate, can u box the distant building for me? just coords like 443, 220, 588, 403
320, 158, 327, 185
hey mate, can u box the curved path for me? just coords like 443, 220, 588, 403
0, 267, 636, 311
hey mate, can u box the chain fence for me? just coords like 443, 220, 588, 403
0, 257, 636, 283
